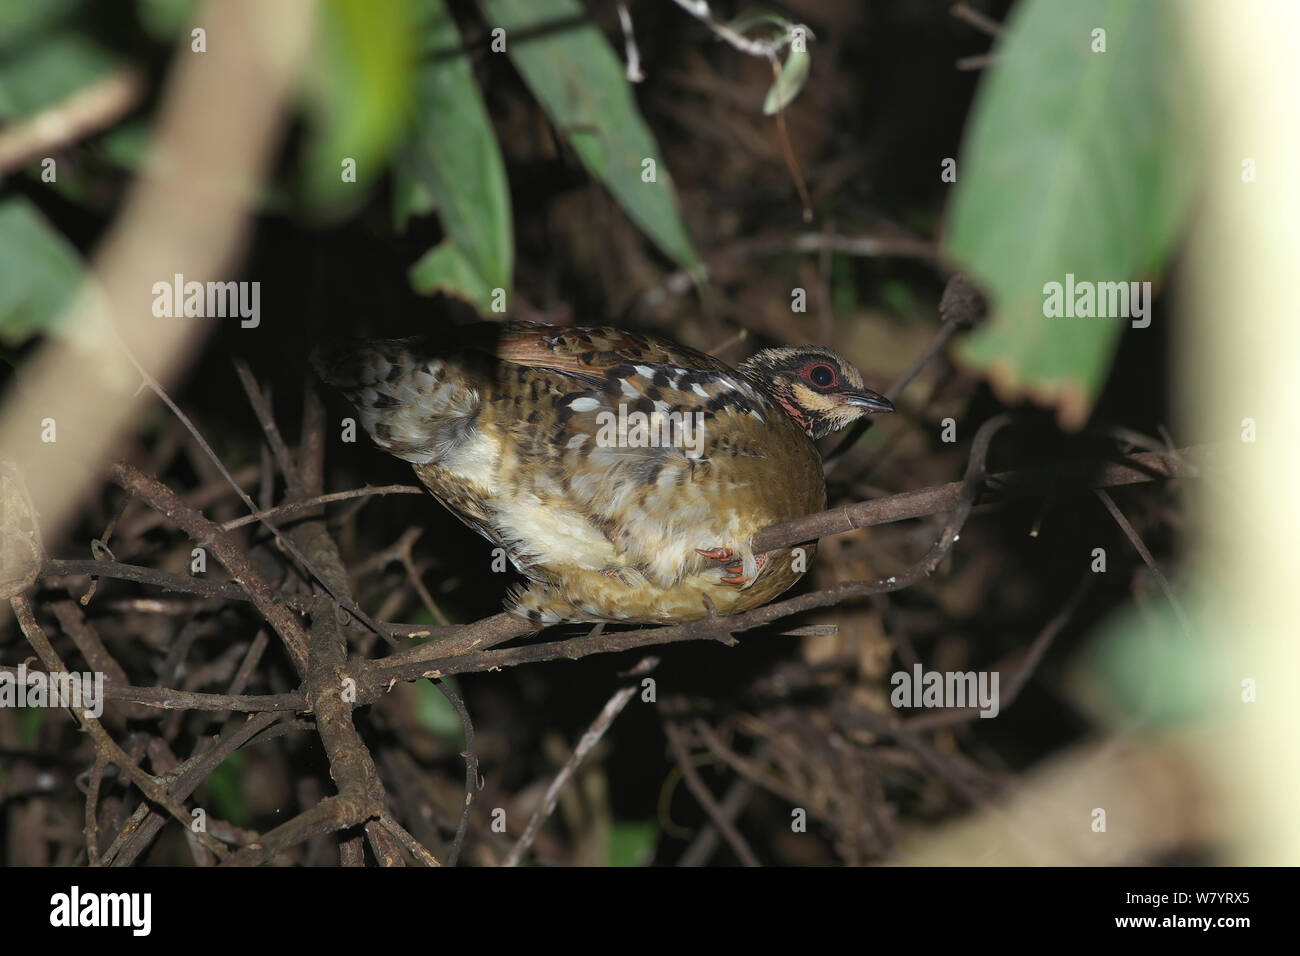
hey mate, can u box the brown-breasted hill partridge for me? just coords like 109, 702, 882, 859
313, 322, 892, 625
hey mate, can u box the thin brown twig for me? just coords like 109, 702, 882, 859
678, 768, 756, 866
84, 751, 112, 866
638, 230, 942, 310
45, 558, 258, 603
104, 711, 283, 866
393, 529, 451, 627
381, 813, 441, 866
663, 721, 760, 866
904, 573, 1095, 730
502, 658, 657, 866
1094, 488, 1191, 637
120, 464, 261, 538
950, 2, 1003, 37
11, 595, 231, 861
768, 57, 813, 222
118, 348, 388, 642
690, 722, 828, 823
431, 678, 477, 867
42, 557, 451, 643
221, 794, 376, 867
219, 484, 425, 531
769, 445, 1210, 553
44, 558, 315, 614
108, 460, 312, 672
824, 273, 982, 468
232, 358, 303, 499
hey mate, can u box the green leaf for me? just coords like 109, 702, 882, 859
201, 750, 250, 828
763, 46, 811, 115
944, 0, 1196, 429
301, 0, 417, 214
409, 239, 498, 312
392, 161, 438, 234
0, 0, 82, 50
135, 0, 198, 40
1071, 591, 1218, 729
0, 197, 84, 346
19, 706, 44, 747
0, 32, 120, 120
478, 0, 699, 272
411, 677, 465, 740
96, 119, 151, 168
403, 0, 512, 303
719, 11, 813, 115
608, 821, 657, 866
880, 279, 914, 316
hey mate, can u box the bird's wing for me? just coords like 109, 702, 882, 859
492, 322, 732, 379
476, 325, 793, 587
483, 323, 776, 471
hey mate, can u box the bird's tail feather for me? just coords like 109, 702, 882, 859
311, 337, 480, 465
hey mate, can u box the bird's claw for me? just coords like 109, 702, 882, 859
721, 554, 766, 585
695, 547, 734, 561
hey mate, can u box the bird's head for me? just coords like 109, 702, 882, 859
739, 346, 894, 440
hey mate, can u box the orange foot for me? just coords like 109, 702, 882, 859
695, 547, 734, 561
722, 554, 766, 585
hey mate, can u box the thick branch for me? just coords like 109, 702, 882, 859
304, 594, 405, 866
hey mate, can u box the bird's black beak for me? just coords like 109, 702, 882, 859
842, 389, 895, 414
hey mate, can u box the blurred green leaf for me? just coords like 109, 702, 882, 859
392, 161, 438, 234
202, 750, 250, 828
403, 0, 512, 306
944, 0, 1195, 429
302, 0, 417, 214
478, 0, 699, 272
721, 11, 813, 115
18, 706, 44, 747
96, 119, 151, 168
0, 197, 84, 346
1071, 591, 1218, 729
763, 45, 810, 115
0, 33, 120, 119
608, 821, 656, 866
0, 0, 81, 50
135, 0, 198, 40
409, 239, 498, 312
830, 254, 857, 313
879, 279, 914, 316
412, 677, 465, 740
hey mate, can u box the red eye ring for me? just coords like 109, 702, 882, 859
804, 363, 838, 388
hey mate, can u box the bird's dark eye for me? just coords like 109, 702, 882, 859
807, 364, 836, 387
